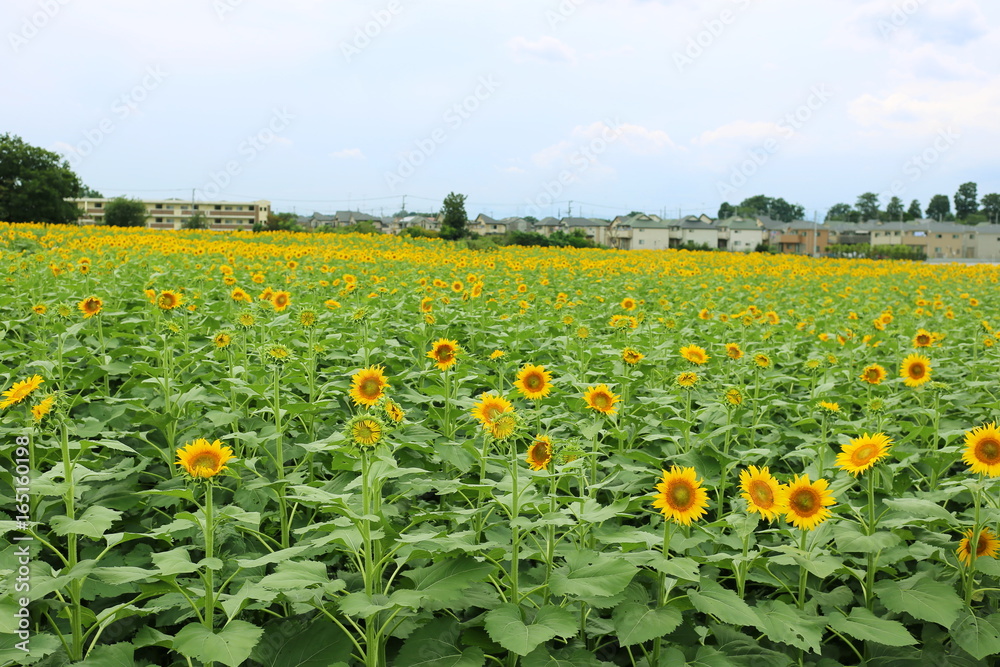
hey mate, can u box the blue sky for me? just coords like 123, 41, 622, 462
4, 0, 999, 220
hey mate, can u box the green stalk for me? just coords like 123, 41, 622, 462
96, 313, 109, 396
652, 520, 672, 666
361, 449, 380, 667
737, 522, 752, 600
509, 440, 521, 606
272, 367, 289, 550
543, 469, 557, 605
444, 366, 453, 440
966, 486, 983, 605
797, 530, 809, 610
203, 482, 215, 633
589, 420, 600, 496
864, 471, 877, 611
61, 421, 84, 661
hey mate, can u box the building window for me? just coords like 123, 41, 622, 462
156, 217, 163, 222
639, 239, 644, 245
95, 202, 102, 208
214, 205, 221, 211
155, 204, 163, 209
225, 206, 232, 211
953, 234, 959, 239
193, 205, 199, 210
215, 218, 222, 224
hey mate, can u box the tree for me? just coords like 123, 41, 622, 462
926, 194, 951, 220
954, 182, 978, 221
523, 216, 538, 224
885, 196, 904, 221
825, 203, 854, 222
981, 193, 1000, 223
718, 202, 735, 219
770, 198, 805, 223
739, 195, 774, 217
855, 192, 880, 221
439, 192, 469, 240
0, 133, 83, 224
907, 199, 922, 220
103, 197, 149, 227
183, 212, 207, 229
266, 212, 303, 232
78, 184, 103, 198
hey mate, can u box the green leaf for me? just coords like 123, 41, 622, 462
152, 547, 198, 576
688, 582, 759, 628
395, 617, 486, 667
874, 574, 964, 627
91, 566, 153, 586
827, 607, 916, 647
259, 560, 329, 590
70, 642, 135, 666
522, 647, 603, 667
250, 618, 353, 667
883, 497, 957, 525
753, 600, 824, 653
832, 523, 901, 553
549, 554, 638, 598
172, 620, 263, 667
403, 556, 496, 604
50, 506, 122, 540
484, 604, 577, 657
950, 609, 1000, 661
612, 601, 683, 646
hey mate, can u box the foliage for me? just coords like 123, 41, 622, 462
926, 194, 952, 220
907, 199, 923, 220
738, 195, 805, 222
955, 182, 978, 221
266, 212, 304, 233
439, 192, 469, 240
0, 133, 83, 224
980, 193, 1000, 223
826, 243, 927, 260
317, 220, 380, 235
855, 192, 880, 222
826, 203, 856, 223
400, 225, 439, 238
718, 202, 736, 219
183, 212, 208, 229
103, 196, 149, 227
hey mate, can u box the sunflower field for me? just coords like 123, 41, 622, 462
3, 221, 1000, 667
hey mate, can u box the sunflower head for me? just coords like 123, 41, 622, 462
622, 347, 644, 365
957, 527, 1000, 566
271, 290, 291, 312
818, 401, 840, 414
487, 410, 522, 442
427, 339, 461, 371
31, 394, 56, 422
299, 310, 317, 328
963, 423, 1000, 477
471, 393, 513, 426
237, 311, 256, 329
725, 343, 743, 360
515, 364, 553, 400
754, 353, 772, 369
264, 344, 292, 365
382, 398, 405, 425
680, 344, 709, 365
784, 474, 836, 531
652, 466, 710, 526
213, 330, 234, 349
350, 365, 389, 407
157, 290, 183, 310
739, 466, 787, 521
725, 388, 743, 406
489, 349, 505, 360
676, 372, 699, 389
555, 442, 586, 466
78, 296, 103, 318
900, 354, 931, 388
583, 384, 619, 414
1, 375, 44, 410
913, 329, 934, 348
347, 414, 387, 449
836, 432, 892, 476
175, 439, 236, 479
860, 364, 886, 385
526, 435, 553, 471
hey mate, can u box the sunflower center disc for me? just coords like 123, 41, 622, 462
978, 439, 1000, 463
670, 484, 691, 508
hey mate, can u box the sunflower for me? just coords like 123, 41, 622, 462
487, 411, 520, 441
350, 365, 389, 407
157, 290, 183, 310
621, 297, 637, 311
818, 401, 840, 414
1, 375, 44, 409
957, 527, 1000, 566
427, 339, 461, 371
583, 384, 619, 414
31, 395, 55, 422
78, 296, 103, 318
324, 299, 342, 310
348, 415, 385, 448
784, 475, 836, 530
913, 329, 934, 348
754, 353, 772, 369
515, 364, 553, 400
576, 326, 589, 339
237, 312, 256, 329
471, 393, 513, 426
676, 372, 699, 388
725, 388, 743, 406
622, 347, 644, 365
680, 344, 709, 365
764, 311, 780, 325
526, 435, 553, 471
651, 466, 710, 526
962, 423, 1000, 477
175, 439, 235, 479
271, 290, 291, 312
213, 331, 233, 349
860, 363, 886, 385
725, 343, 743, 360
836, 432, 892, 476
299, 310, 317, 327
32, 304, 47, 315
264, 345, 291, 363
740, 466, 787, 521
698, 308, 712, 320
489, 349, 505, 360
383, 398, 405, 424
259, 287, 275, 302
900, 354, 931, 388
419, 297, 433, 313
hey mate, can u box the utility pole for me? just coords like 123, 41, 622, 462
568, 200, 573, 217
813, 211, 818, 257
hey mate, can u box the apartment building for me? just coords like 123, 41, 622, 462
71, 197, 270, 230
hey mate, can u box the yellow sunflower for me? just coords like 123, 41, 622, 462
78, 296, 103, 318
676, 372, 699, 388
913, 329, 934, 348
471, 393, 513, 426
725, 388, 743, 406
1, 375, 44, 409
900, 354, 931, 388
957, 527, 1000, 566
651, 466, 710, 526
621, 297, 637, 311
962, 423, 1000, 477
515, 364, 553, 400
526, 435, 553, 471
32, 304, 47, 315
350, 365, 389, 407
157, 290, 183, 310
487, 411, 520, 441
31, 395, 56, 422
175, 439, 235, 479
427, 339, 461, 371
271, 290, 291, 312
859, 364, 886, 385
784, 475, 836, 530
740, 466, 787, 521
348, 415, 385, 448
622, 347, 644, 365
680, 344, 709, 365
754, 353, 772, 369
583, 384, 619, 414
489, 349, 505, 360
383, 398, 405, 424
836, 432, 892, 476
725, 343, 743, 360
818, 401, 840, 414
213, 331, 233, 349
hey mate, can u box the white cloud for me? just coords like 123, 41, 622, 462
693, 121, 785, 147
331, 148, 364, 159
848, 80, 1000, 135
507, 36, 577, 65
530, 121, 677, 169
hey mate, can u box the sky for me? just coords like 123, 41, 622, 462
3, 0, 999, 221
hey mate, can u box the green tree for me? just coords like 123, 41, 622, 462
885, 196, 905, 220
926, 194, 951, 220
266, 212, 303, 232
0, 133, 83, 223
738, 195, 774, 217
907, 199, 922, 220
717, 202, 735, 219
183, 212, 208, 229
954, 181, 978, 220
103, 197, 149, 227
980, 193, 1000, 223
855, 192, 880, 221
78, 184, 103, 198
439, 192, 469, 240
825, 203, 854, 222
770, 198, 805, 222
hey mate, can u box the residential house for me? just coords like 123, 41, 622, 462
609, 215, 673, 250
70, 197, 270, 230
717, 217, 765, 252
561, 217, 612, 246
533, 217, 562, 237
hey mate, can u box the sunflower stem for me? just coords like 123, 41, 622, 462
966, 485, 983, 605
361, 448, 382, 667
509, 438, 521, 607
864, 471, 878, 611
203, 482, 215, 635
797, 529, 809, 611
652, 520, 672, 666
272, 366, 289, 550
61, 420, 84, 661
